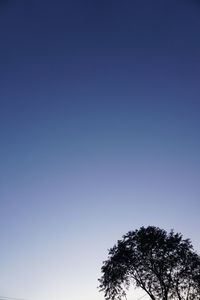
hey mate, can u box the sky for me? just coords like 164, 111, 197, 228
0, 1, 200, 300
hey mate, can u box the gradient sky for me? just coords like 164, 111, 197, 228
0, 1, 200, 300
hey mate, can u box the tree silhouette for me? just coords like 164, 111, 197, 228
99, 226, 200, 300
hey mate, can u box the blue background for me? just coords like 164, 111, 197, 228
0, 1, 200, 300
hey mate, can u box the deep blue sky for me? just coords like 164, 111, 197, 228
0, 1, 200, 300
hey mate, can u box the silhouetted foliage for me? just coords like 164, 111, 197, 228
99, 226, 200, 300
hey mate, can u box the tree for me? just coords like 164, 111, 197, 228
99, 226, 200, 300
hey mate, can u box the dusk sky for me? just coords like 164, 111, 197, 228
0, 1, 200, 300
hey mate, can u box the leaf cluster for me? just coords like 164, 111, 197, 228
99, 226, 200, 300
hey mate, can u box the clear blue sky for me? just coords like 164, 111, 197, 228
0, 1, 200, 300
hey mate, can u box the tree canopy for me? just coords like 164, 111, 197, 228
99, 226, 200, 300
